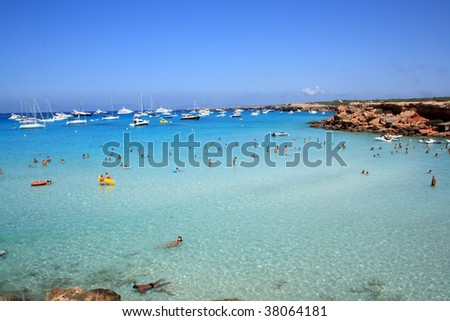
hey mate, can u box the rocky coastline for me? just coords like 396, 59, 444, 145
308, 101, 450, 137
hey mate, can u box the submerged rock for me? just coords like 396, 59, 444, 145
45, 286, 121, 301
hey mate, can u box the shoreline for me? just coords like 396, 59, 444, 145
308, 101, 450, 137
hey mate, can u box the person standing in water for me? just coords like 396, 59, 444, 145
431, 175, 436, 187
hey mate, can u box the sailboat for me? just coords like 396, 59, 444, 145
41, 99, 56, 122
67, 100, 87, 124
19, 98, 46, 129
102, 97, 120, 120
66, 115, 87, 125
71, 96, 92, 116
134, 94, 148, 118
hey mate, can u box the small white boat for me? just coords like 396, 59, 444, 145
251, 110, 260, 116
102, 115, 119, 120
129, 117, 149, 127
94, 108, 108, 115
66, 116, 87, 125
155, 107, 173, 114
9, 113, 23, 120
271, 132, 289, 137
216, 112, 226, 117
309, 110, 318, 114
230, 111, 242, 118
71, 109, 92, 117
117, 107, 134, 114
375, 134, 401, 142
19, 120, 46, 129
419, 138, 441, 144
180, 113, 200, 120
54, 112, 73, 121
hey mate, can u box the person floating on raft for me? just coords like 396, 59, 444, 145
98, 173, 115, 185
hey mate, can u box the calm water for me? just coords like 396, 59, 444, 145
0, 111, 449, 301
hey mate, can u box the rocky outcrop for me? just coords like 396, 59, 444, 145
310, 103, 450, 137
45, 287, 121, 301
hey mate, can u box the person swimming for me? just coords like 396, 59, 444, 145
157, 236, 183, 248
133, 278, 168, 293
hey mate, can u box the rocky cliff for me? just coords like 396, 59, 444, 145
310, 101, 450, 137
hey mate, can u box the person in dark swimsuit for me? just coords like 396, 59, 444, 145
133, 278, 168, 293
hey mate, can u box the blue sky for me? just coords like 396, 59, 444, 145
1, 0, 449, 112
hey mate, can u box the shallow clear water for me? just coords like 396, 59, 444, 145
0, 111, 449, 301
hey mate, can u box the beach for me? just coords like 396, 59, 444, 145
0, 111, 449, 301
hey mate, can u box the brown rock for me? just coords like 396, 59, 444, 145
45, 287, 121, 301
369, 117, 381, 127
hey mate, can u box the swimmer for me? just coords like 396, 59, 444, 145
133, 278, 168, 293
431, 175, 436, 187
46, 180, 52, 185
61, 159, 65, 163
105, 172, 110, 179
157, 236, 183, 248
427, 170, 432, 174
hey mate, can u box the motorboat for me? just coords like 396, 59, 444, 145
251, 110, 260, 116
71, 109, 92, 117
117, 107, 134, 114
129, 117, 149, 127
102, 115, 119, 120
419, 138, 441, 144
9, 113, 24, 120
271, 132, 289, 137
155, 107, 173, 114
230, 110, 242, 118
375, 134, 402, 142
54, 112, 73, 121
180, 113, 200, 120
94, 108, 108, 115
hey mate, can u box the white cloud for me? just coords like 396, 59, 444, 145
302, 86, 324, 96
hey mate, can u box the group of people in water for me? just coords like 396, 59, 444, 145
367, 139, 445, 187
133, 236, 183, 294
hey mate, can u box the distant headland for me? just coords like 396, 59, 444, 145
230, 97, 450, 137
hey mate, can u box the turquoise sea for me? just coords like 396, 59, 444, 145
0, 110, 449, 301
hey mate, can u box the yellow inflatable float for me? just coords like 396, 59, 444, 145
98, 175, 115, 186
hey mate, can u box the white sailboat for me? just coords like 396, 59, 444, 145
41, 99, 56, 122
66, 115, 87, 125
134, 94, 148, 118
19, 98, 46, 129
102, 97, 120, 120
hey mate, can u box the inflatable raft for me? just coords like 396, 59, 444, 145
31, 180, 47, 186
98, 176, 115, 185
